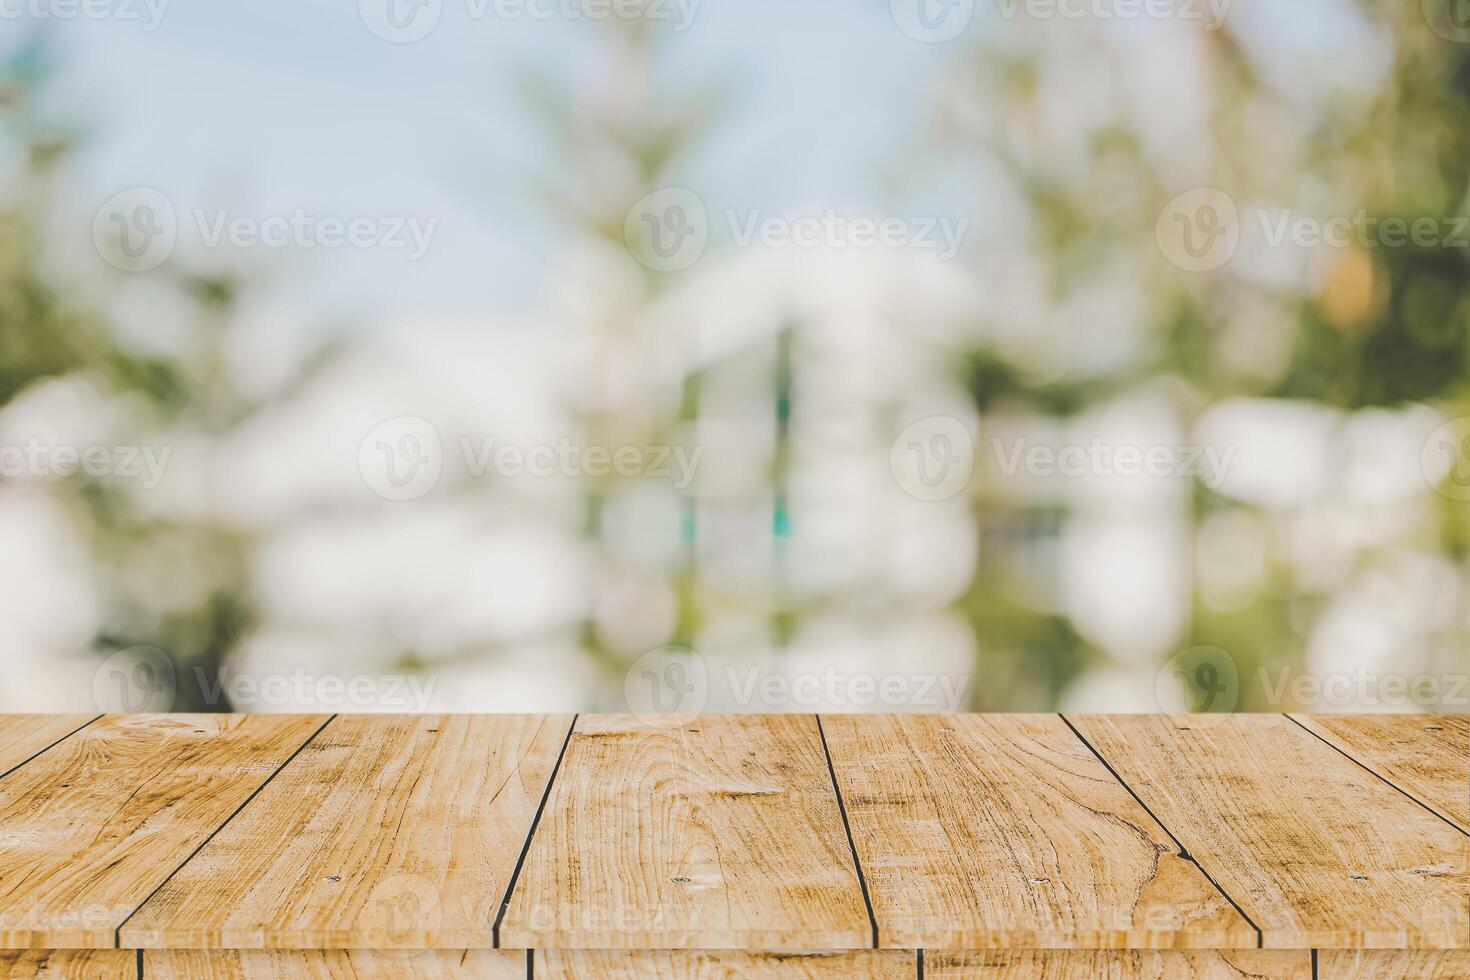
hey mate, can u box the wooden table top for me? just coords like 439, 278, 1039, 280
0, 713, 1462, 979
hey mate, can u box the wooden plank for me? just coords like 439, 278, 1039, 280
0, 950, 135, 978
0, 713, 326, 948
925, 950, 1310, 979
1318, 950, 1470, 979
1067, 715, 1469, 949
1290, 715, 1468, 833
0, 716, 95, 778
122, 715, 572, 949
499, 714, 872, 949
822, 714, 1257, 949
146, 950, 524, 978
538, 950, 915, 979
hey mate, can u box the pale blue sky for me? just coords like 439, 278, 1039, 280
22, 0, 964, 325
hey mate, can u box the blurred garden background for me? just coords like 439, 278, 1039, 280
2, 0, 1469, 714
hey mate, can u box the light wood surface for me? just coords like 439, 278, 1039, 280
1290, 715, 1469, 833
123, 715, 573, 949
925, 950, 1312, 979
1066, 714, 1468, 949
145, 950, 525, 978
0, 714, 326, 947
0, 716, 95, 779
0, 950, 134, 978
0, 712, 1456, 959
822, 714, 1257, 949
537, 950, 915, 978
499, 714, 872, 949
1317, 950, 1470, 979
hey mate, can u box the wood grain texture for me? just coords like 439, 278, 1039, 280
1290, 715, 1469, 833
500, 714, 872, 949
146, 950, 524, 979
1067, 714, 1469, 949
537, 950, 915, 979
1318, 951, 1470, 979
123, 715, 572, 949
925, 950, 1311, 979
822, 714, 1256, 949
0, 950, 134, 978
0, 714, 326, 948
0, 716, 95, 778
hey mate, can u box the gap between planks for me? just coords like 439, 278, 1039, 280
815, 714, 881, 949
1, 712, 1459, 957
1057, 713, 1265, 949
112, 714, 339, 949
492, 714, 579, 948
1283, 714, 1469, 839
